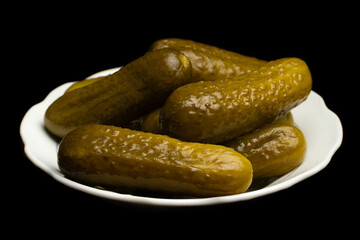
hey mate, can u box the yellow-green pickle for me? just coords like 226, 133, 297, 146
141, 108, 294, 135
272, 111, 294, 125
150, 38, 266, 82
45, 49, 192, 138
224, 123, 306, 179
160, 57, 312, 143
58, 124, 253, 197
141, 108, 162, 134
45, 38, 312, 198
65, 76, 105, 93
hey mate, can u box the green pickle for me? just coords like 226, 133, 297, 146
141, 108, 294, 135
160, 57, 312, 143
223, 123, 306, 179
141, 108, 162, 134
65, 76, 105, 94
150, 38, 266, 83
58, 124, 253, 197
272, 111, 294, 125
44, 49, 192, 138
47, 38, 312, 197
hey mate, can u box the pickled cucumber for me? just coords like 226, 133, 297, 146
65, 76, 105, 93
45, 49, 192, 138
272, 111, 294, 125
142, 108, 294, 135
141, 108, 161, 134
223, 123, 306, 178
58, 124, 253, 197
160, 57, 312, 143
150, 38, 266, 83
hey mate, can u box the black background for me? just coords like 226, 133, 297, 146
9, 5, 355, 236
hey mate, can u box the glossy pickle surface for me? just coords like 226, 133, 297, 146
160, 57, 312, 143
65, 76, 106, 93
224, 122, 306, 178
44, 49, 192, 138
58, 124, 253, 197
141, 108, 294, 135
48, 38, 312, 198
150, 38, 266, 83
141, 108, 162, 134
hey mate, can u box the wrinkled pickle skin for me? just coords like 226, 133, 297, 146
150, 38, 266, 83
160, 57, 312, 143
223, 123, 306, 178
44, 49, 192, 138
58, 124, 253, 197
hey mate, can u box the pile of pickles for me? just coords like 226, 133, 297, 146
45, 38, 312, 198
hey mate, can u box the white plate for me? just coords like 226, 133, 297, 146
20, 68, 343, 206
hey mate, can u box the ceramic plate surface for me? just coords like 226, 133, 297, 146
20, 67, 343, 206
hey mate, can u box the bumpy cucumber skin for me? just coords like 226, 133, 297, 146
223, 123, 306, 178
58, 124, 253, 197
44, 49, 192, 138
150, 38, 266, 83
160, 57, 312, 143
140, 108, 294, 135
